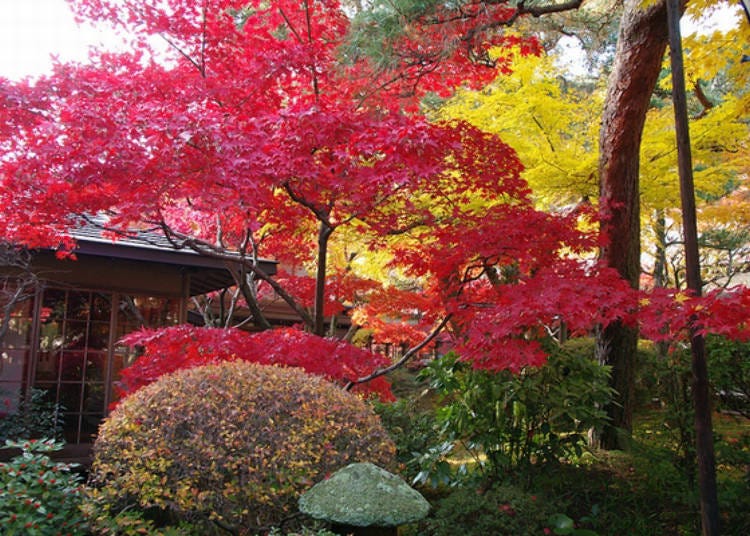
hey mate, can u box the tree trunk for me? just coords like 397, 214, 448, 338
653, 210, 668, 288
314, 222, 334, 336
652, 211, 672, 358
665, 0, 720, 530
597, 0, 669, 450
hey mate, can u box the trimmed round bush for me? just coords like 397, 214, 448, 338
89, 362, 396, 533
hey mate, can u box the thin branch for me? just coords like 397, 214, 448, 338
532, 114, 556, 153
159, 33, 205, 76
282, 182, 333, 226
304, 0, 321, 99
344, 314, 452, 389
691, 78, 714, 119
0, 244, 38, 344
157, 225, 315, 329
200, 0, 208, 76
277, 7, 304, 43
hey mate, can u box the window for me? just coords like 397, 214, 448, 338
34, 290, 113, 443
1, 287, 180, 443
0, 298, 34, 416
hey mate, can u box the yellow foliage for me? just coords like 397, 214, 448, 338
439, 24, 749, 289
640, 96, 748, 211
440, 40, 747, 214
438, 48, 602, 208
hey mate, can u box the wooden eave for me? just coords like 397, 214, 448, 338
69, 236, 277, 296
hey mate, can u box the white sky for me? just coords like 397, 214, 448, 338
684, 3, 743, 34
0, 0, 744, 81
0, 0, 123, 80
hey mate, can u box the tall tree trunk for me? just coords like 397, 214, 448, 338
666, 0, 719, 530
597, 0, 669, 450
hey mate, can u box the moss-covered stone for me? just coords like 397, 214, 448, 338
298, 462, 430, 528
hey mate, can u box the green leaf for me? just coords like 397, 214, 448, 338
548, 513, 575, 534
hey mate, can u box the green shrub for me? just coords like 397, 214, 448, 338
373, 398, 440, 482
419, 483, 561, 536
89, 362, 396, 534
0, 388, 64, 442
705, 335, 750, 418
0, 438, 86, 535
419, 347, 613, 482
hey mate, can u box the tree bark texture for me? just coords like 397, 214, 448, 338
597, 0, 669, 450
314, 222, 334, 337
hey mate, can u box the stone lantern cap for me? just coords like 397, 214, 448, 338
298, 462, 430, 527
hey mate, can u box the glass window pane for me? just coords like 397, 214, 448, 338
90, 293, 111, 322
79, 417, 100, 443
59, 382, 83, 414
88, 322, 110, 349
63, 415, 81, 444
60, 351, 85, 381
1, 297, 34, 413
63, 321, 88, 350
83, 382, 105, 415
66, 292, 91, 321
35, 350, 60, 382
85, 352, 107, 382
42, 289, 67, 324
0, 349, 28, 385
2, 301, 34, 350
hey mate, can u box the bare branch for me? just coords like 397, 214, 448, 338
155, 222, 317, 329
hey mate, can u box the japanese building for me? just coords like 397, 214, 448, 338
0, 226, 276, 450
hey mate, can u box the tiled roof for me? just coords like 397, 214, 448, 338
68, 215, 276, 295
72, 215, 191, 252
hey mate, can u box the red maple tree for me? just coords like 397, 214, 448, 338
1, 0, 747, 396
117, 325, 394, 402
